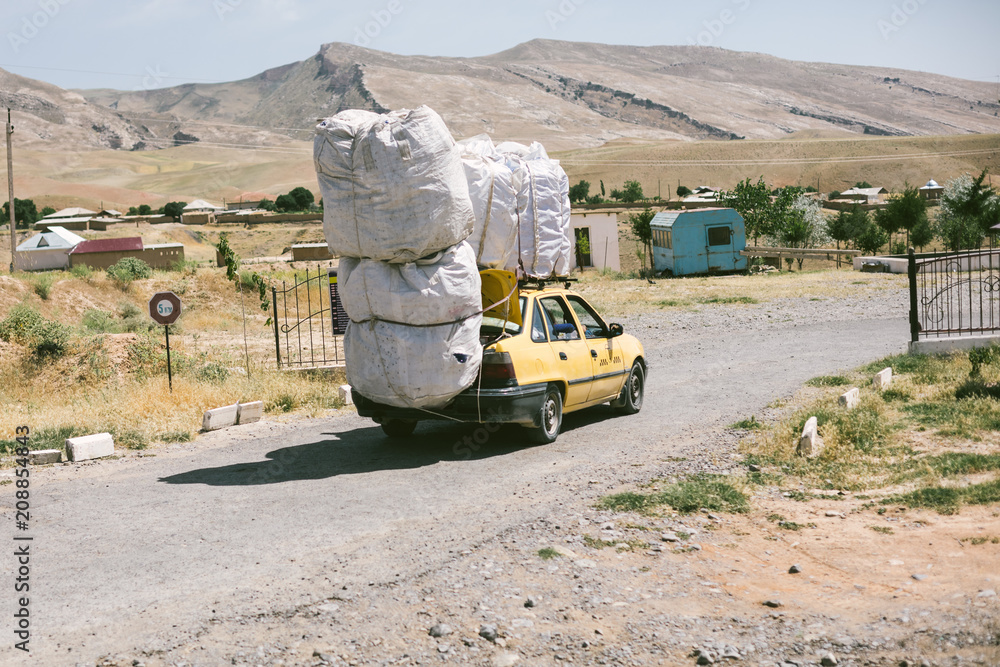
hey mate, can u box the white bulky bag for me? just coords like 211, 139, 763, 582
458, 135, 519, 270
338, 242, 482, 327
499, 142, 572, 279
345, 317, 483, 410
314, 105, 475, 262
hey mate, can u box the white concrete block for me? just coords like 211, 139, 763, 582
202, 403, 239, 431
339, 384, 354, 406
796, 416, 824, 458
66, 433, 115, 462
839, 387, 860, 410
29, 449, 62, 465
237, 401, 263, 425
873, 367, 893, 391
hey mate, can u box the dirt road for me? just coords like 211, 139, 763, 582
7, 290, 952, 666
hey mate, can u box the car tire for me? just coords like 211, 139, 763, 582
613, 362, 644, 415
527, 385, 563, 444
381, 419, 417, 438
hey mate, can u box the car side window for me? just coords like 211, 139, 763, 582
530, 301, 548, 343
539, 297, 580, 341
567, 295, 608, 339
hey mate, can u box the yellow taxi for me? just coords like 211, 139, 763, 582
353, 283, 647, 443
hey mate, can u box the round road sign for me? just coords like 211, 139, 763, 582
149, 291, 182, 326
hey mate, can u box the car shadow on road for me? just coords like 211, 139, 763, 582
159, 422, 538, 486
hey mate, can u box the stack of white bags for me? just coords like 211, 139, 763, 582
314, 106, 571, 409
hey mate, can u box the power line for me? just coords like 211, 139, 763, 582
0, 63, 226, 84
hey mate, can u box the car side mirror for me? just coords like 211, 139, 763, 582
608, 323, 624, 338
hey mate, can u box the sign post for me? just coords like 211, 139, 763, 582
149, 291, 182, 391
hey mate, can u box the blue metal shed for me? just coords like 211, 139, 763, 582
650, 208, 747, 276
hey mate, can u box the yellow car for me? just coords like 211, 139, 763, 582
353, 284, 647, 443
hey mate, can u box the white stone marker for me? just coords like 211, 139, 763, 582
338, 385, 354, 406
66, 433, 115, 462
797, 416, 824, 458
873, 368, 893, 391
237, 401, 263, 424
202, 403, 239, 431
29, 450, 62, 465
839, 387, 860, 410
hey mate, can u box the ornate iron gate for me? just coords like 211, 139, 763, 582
908, 248, 1000, 341
271, 265, 346, 369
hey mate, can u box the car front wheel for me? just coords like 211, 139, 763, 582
526, 385, 563, 444
613, 362, 644, 415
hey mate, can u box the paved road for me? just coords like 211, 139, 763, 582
10, 306, 908, 664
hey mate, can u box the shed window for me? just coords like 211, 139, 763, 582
707, 226, 731, 246
653, 229, 672, 249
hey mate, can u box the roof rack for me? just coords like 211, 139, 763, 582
518, 276, 578, 291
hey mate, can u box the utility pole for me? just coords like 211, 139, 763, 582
7, 109, 15, 274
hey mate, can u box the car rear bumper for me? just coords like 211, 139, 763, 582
353, 382, 549, 425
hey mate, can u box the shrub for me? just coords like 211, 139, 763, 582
106, 257, 152, 289
31, 273, 56, 300
69, 264, 93, 280
0, 304, 70, 358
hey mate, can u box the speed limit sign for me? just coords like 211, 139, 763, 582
149, 291, 182, 325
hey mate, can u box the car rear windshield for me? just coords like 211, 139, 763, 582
480, 296, 527, 337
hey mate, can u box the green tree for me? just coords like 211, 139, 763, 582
127, 206, 139, 216
599, 180, 605, 198
609, 188, 623, 202
855, 181, 873, 189
720, 177, 777, 245
622, 180, 644, 203
910, 216, 934, 251
1, 198, 39, 229
855, 220, 889, 255
779, 194, 829, 269
288, 187, 315, 210
586, 194, 602, 205
162, 201, 187, 221
676, 185, 692, 198
138, 204, 152, 216
874, 207, 900, 251
106, 257, 152, 290
877, 185, 927, 247
258, 198, 276, 212
274, 194, 297, 212
628, 207, 655, 273
568, 180, 591, 203
40, 206, 56, 217
934, 171, 1000, 251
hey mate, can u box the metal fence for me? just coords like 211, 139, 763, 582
908, 248, 1000, 341
271, 265, 346, 369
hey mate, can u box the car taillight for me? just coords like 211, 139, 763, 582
481, 350, 517, 387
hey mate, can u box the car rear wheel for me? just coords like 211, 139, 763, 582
614, 362, 644, 415
381, 419, 417, 438
526, 385, 563, 444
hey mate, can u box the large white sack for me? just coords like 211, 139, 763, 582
345, 317, 483, 409
338, 242, 482, 326
509, 156, 573, 279
459, 136, 519, 270
314, 105, 475, 262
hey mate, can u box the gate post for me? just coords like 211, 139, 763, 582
272, 285, 281, 369
907, 247, 919, 343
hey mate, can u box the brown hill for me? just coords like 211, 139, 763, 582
79, 39, 1000, 151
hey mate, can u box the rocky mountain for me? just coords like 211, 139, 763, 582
12, 40, 1000, 152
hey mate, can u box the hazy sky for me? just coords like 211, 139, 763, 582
1, 0, 998, 91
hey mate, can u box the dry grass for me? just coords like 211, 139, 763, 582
739, 351, 1000, 510
575, 268, 906, 316
0, 265, 345, 461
